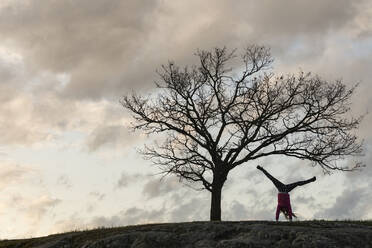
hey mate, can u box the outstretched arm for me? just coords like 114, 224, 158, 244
285, 176, 316, 192
257, 165, 285, 191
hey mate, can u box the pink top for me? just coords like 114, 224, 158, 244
277, 192, 291, 207
276, 193, 294, 220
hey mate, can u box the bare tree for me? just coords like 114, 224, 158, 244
121, 45, 363, 221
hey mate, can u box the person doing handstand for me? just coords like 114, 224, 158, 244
257, 165, 316, 221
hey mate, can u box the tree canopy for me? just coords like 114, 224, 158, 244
121, 45, 363, 221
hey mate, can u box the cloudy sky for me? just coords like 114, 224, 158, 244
1, 0, 372, 239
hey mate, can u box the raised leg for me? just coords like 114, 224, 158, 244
286, 176, 316, 192
257, 166, 285, 191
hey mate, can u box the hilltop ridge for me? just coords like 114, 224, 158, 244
1, 221, 372, 248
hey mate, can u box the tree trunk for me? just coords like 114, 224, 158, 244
210, 182, 223, 221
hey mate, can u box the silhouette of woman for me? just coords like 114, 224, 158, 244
257, 165, 316, 221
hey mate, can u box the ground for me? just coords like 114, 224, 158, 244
1, 221, 372, 248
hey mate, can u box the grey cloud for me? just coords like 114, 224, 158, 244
142, 176, 182, 199
170, 197, 209, 222
90, 206, 166, 228
85, 125, 140, 152
122, 207, 166, 225
59, 189, 206, 232
86, 204, 95, 213
241, 162, 279, 185
29, 197, 61, 220
0, 69, 73, 145
318, 139, 372, 220
314, 188, 371, 219
294, 195, 316, 205
89, 215, 123, 228
116, 172, 145, 189
0, 0, 369, 101
9, 194, 24, 207
0, 0, 159, 99
15, 195, 62, 226
3, 0, 157, 69
53, 214, 86, 233
345, 140, 372, 182
56, 175, 72, 189
227, 200, 249, 220
349, 0, 372, 38
0, 0, 370, 150
246, 189, 277, 220
250, 209, 275, 220
242, 0, 360, 37
0, 56, 20, 85
0, 123, 49, 146
89, 191, 106, 201
0, 89, 78, 145
116, 172, 131, 188
0, 71, 131, 146
0, 87, 51, 145
217, 195, 275, 221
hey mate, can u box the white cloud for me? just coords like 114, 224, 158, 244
23, 195, 62, 222
0, 160, 33, 190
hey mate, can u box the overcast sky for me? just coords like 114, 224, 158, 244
1, 0, 372, 239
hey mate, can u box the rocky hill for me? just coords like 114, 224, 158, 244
1, 221, 372, 248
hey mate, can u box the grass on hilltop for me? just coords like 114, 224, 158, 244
0, 220, 371, 248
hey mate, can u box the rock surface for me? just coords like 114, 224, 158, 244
1, 221, 372, 248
